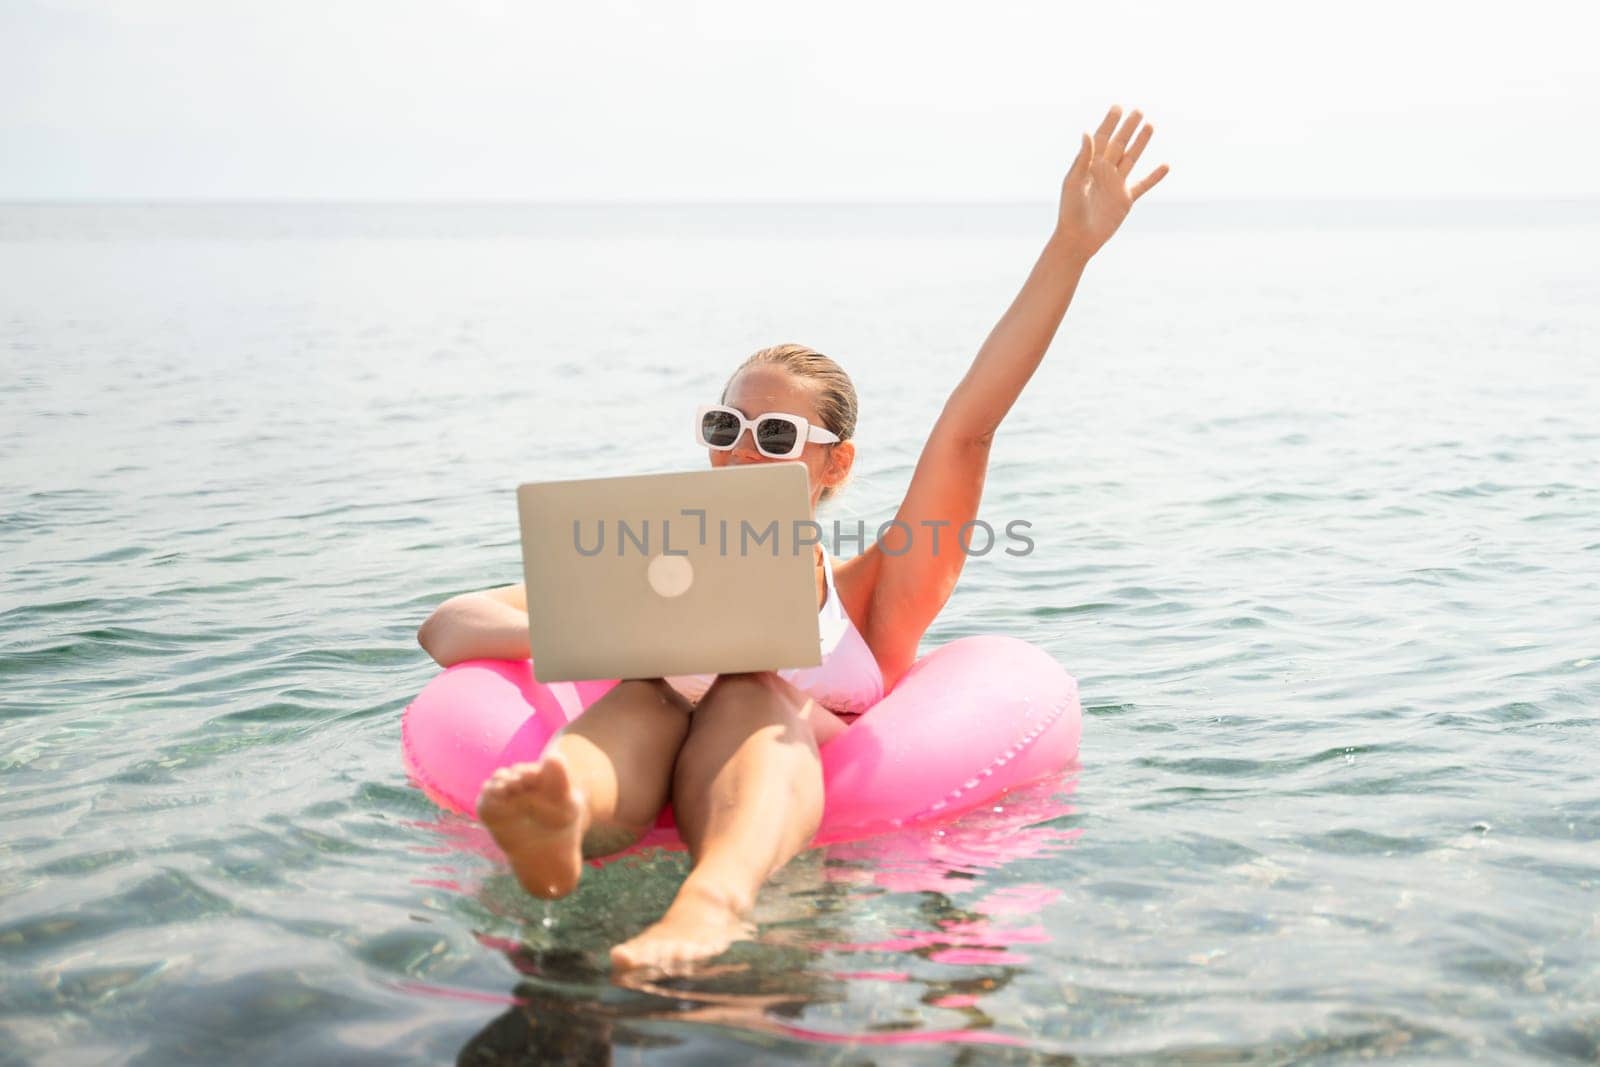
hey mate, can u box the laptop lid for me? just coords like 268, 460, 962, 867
517, 463, 823, 683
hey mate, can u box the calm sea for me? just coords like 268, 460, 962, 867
2, 201, 1596, 1064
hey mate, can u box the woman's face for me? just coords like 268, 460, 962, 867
710, 365, 853, 511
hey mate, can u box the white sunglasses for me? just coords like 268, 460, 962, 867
695, 404, 840, 460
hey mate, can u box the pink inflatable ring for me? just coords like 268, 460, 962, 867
403, 635, 1081, 847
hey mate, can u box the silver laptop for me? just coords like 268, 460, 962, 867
517, 464, 823, 683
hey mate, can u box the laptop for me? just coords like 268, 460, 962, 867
516, 463, 824, 683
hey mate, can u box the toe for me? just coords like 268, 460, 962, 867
610, 938, 656, 971
531, 757, 570, 800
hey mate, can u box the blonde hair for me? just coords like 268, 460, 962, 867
723, 343, 857, 503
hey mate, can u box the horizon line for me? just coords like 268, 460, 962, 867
3, 195, 1599, 208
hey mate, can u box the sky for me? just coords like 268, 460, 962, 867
2, 0, 1596, 202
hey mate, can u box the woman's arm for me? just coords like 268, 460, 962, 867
937, 104, 1168, 441
862, 106, 1168, 681
416, 583, 532, 667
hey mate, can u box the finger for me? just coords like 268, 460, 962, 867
1092, 105, 1122, 154
1107, 108, 1142, 166
1130, 164, 1170, 202
1118, 124, 1153, 177
1065, 132, 1092, 185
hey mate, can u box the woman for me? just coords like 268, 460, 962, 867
417, 105, 1167, 972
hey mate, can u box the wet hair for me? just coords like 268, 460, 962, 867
723, 343, 857, 503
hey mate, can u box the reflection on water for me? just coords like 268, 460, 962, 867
428, 777, 1081, 1063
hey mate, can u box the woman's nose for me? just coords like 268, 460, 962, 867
728, 429, 765, 461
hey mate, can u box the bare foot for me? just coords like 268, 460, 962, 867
610, 882, 754, 973
477, 756, 589, 899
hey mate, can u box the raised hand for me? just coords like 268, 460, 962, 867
1055, 105, 1169, 257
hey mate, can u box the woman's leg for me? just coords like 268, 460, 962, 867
478, 678, 692, 899
610, 671, 833, 970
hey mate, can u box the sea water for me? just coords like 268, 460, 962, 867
1, 201, 1597, 1063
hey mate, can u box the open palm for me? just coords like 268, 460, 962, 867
1056, 106, 1169, 255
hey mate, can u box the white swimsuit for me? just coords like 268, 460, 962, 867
664, 548, 886, 716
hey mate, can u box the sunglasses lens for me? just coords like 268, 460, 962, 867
755, 418, 800, 457
701, 409, 741, 448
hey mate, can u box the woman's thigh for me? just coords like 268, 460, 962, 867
672, 672, 829, 856
690, 672, 851, 747
563, 677, 694, 747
